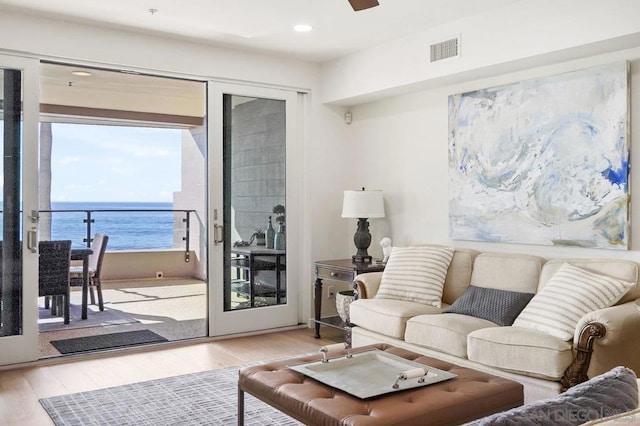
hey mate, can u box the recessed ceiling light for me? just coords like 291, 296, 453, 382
71, 71, 92, 77
294, 24, 313, 33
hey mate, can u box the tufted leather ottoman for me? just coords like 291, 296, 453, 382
238, 343, 523, 425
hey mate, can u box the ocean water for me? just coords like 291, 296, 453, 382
45, 202, 181, 250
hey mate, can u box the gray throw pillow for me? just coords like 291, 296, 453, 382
468, 366, 639, 425
444, 286, 534, 326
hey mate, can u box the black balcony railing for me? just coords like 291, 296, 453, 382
38, 208, 198, 262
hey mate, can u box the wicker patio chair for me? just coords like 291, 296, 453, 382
39, 240, 72, 324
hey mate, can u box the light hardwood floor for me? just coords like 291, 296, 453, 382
0, 327, 343, 426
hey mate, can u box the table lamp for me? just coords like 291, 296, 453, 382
342, 188, 385, 264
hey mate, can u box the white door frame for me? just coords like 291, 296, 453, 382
208, 82, 302, 336
0, 54, 40, 365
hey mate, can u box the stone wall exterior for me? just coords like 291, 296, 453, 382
231, 97, 286, 242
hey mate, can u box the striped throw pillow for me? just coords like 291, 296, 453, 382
513, 263, 634, 341
375, 246, 454, 307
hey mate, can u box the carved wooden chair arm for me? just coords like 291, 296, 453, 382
560, 322, 606, 391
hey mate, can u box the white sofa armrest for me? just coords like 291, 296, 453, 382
574, 299, 640, 347
353, 272, 383, 299
562, 299, 640, 389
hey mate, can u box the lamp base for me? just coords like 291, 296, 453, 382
352, 218, 372, 266
352, 254, 372, 265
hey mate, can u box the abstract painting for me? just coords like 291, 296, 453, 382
448, 62, 629, 250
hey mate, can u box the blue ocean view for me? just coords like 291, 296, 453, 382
47, 202, 179, 250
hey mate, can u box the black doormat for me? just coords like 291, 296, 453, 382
51, 330, 169, 354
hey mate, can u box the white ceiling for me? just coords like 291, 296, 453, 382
0, 0, 518, 63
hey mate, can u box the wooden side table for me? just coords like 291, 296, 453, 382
313, 259, 385, 339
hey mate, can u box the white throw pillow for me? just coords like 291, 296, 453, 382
513, 263, 634, 341
375, 246, 454, 308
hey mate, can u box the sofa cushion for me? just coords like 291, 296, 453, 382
540, 258, 640, 305
469, 366, 638, 425
349, 298, 443, 339
405, 313, 496, 358
470, 252, 545, 293
467, 327, 573, 380
513, 263, 634, 340
441, 248, 479, 305
375, 246, 454, 308
444, 285, 535, 326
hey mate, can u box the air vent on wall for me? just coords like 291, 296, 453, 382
430, 37, 460, 62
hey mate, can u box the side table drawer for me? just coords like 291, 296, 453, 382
316, 266, 354, 283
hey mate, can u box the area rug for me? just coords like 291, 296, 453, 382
39, 365, 301, 425
50, 330, 168, 354
39, 304, 139, 332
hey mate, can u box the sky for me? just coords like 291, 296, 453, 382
49, 123, 182, 203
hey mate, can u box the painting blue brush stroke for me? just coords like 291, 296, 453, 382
448, 62, 629, 250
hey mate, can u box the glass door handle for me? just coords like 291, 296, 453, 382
27, 229, 38, 253
214, 224, 224, 244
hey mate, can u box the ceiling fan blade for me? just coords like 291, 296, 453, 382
348, 0, 379, 11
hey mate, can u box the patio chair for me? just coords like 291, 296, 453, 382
39, 240, 72, 324
70, 233, 109, 311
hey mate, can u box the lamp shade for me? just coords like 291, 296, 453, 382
341, 190, 385, 219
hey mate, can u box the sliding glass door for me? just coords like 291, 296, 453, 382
208, 83, 301, 336
0, 54, 40, 365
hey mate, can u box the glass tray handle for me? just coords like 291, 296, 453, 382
319, 343, 351, 363
392, 367, 427, 389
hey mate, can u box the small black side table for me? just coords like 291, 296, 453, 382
231, 246, 286, 308
313, 259, 385, 339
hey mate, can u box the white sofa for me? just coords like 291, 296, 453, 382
350, 247, 640, 404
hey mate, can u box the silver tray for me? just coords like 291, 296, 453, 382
288, 349, 457, 399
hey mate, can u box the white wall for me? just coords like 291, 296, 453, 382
100, 250, 199, 281
346, 47, 640, 262
174, 128, 207, 281
322, 0, 640, 105
321, 0, 640, 263
320, 0, 640, 264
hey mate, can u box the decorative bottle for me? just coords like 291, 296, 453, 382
266, 216, 275, 249
274, 223, 286, 250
